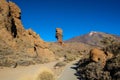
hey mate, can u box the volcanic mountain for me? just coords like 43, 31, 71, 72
65, 31, 120, 47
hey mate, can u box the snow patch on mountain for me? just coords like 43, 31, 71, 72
89, 31, 97, 36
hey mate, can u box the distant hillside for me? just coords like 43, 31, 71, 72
65, 31, 120, 47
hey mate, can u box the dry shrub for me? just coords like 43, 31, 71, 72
65, 54, 76, 62
19, 67, 55, 80
54, 61, 66, 67
36, 67, 55, 80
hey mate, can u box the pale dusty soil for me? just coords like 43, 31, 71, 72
0, 58, 81, 80
58, 59, 79, 80
0, 61, 59, 80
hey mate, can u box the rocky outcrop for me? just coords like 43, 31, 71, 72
0, 0, 55, 67
90, 48, 107, 67
56, 28, 63, 45
75, 42, 120, 80
0, 0, 24, 38
9, 1, 24, 38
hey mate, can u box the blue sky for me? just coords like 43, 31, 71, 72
10, 0, 120, 42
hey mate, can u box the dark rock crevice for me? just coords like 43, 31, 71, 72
11, 18, 17, 38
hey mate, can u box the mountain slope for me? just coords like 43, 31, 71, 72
66, 31, 120, 47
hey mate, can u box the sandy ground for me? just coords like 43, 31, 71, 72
0, 58, 80, 80
0, 61, 58, 80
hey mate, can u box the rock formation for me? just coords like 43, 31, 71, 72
90, 48, 107, 67
75, 42, 120, 80
90, 48, 114, 67
56, 28, 63, 45
0, 0, 55, 67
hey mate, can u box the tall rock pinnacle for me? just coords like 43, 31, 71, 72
56, 28, 63, 45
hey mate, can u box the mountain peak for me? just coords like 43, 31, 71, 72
65, 31, 120, 46
89, 31, 98, 36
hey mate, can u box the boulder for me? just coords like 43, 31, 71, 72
90, 48, 107, 66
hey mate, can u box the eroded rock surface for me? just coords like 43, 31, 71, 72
56, 28, 63, 45
0, 0, 55, 67
90, 48, 107, 67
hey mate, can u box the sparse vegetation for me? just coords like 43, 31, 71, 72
103, 42, 120, 55
67, 50, 71, 53
101, 37, 115, 45
56, 49, 61, 52
101, 36, 120, 55
65, 54, 76, 62
75, 41, 120, 80
0, 0, 120, 80
54, 61, 66, 68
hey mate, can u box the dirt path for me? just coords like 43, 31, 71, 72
58, 60, 79, 80
0, 59, 80, 80
0, 61, 58, 80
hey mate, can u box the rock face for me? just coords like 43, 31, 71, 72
0, 0, 55, 67
56, 28, 63, 45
